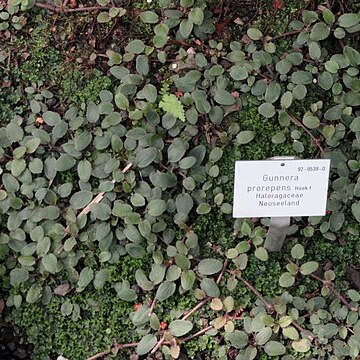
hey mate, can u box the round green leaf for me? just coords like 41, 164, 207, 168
179, 18, 193, 38
300, 261, 319, 275
41, 253, 58, 274
214, 90, 235, 106
281, 91, 293, 109
254, 247, 268, 261
291, 71, 313, 84
179, 156, 197, 169
329, 211, 345, 232
176, 193, 193, 215
97, 12, 111, 23
309, 41, 321, 59
70, 191, 93, 210
136, 147, 157, 168
77, 267, 94, 292
279, 272, 295, 288
264, 341, 286, 356
112, 201, 132, 217
318, 72, 333, 90
25, 138, 41, 153
198, 259, 223, 275
200, 278, 220, 297
140, 10, 159, 24
169, 320, 193, 337
26, 283, 43, 304
247, 28, 263, 40
125, 39, 145, 54
255, 327, 272, 345
136, 334, 157, 355
291, 244, 304, 259
147, 199, 167, 217
181, 270, 196, 290
188, 7, 204, 25
283, 326, 300, 340
43, 111, 61, 126
310, 22, 330, 41
276, 59, 292, 75
230, 66, 248, 80
236, 131, 255, 145
156, 281, 176, 301
325, 60, 339, 73
322, 9, 335, 24
338, 13, 360, 28
11, 159, 26, 177
258, 103, 275, 118
292, 339, 311, 353
77, 160, 92, 183
196, 203, 211, 214
115, 92, 129, 110
10, 268, 29, 286
303, 113, 320, 129
55, 154, 76, 172
225, 330, 248, 349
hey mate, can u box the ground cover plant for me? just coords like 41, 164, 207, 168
1, 0, 360, 359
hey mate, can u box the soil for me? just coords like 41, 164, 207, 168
0, 300, 32, 360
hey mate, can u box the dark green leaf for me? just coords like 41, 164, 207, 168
156, 281, 176, 301
169, 320, 193, 337
264, 341, 286, 356
200, 278, 220, 297
136, 334, 157, 355
198, 259, 223, 275
225, 331, 248, 349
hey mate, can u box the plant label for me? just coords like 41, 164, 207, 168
233, 159, 331, 218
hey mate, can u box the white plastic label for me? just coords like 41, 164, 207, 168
233, 159, 331, 218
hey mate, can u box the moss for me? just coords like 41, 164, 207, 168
2, 14, 112, 122
12, 290, 137, 360
157, 293, 198, 323
236, 105, 302, 159
348, 0, 360, 12
11, 20, 62, 84
107, 256, 151, 284
11, 256, 150, 360
193, 209, 235, 258
0, 85, 27, 126
60, 69, 112, 107
184, 335, 219, 359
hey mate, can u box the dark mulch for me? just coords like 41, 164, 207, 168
0, 300, 32, 360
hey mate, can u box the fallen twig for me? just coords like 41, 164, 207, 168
271, 29, 305, 41
148, 297, 157, 317
150, 334, 166, 354
238, 275, 274, 312
182, 297, 210, 321
87, 342, 138, 360
238, 273, 316, 341
182, 325, 213, 342
287, 112, 324, 154
182, 259, 228, 320
86, 349, 112, 360
216, 259, 229, 284
291, 321, 316, 342
310, 273, 358, 312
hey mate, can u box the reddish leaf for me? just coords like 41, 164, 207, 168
53, 283, 71, 296
274, 0, 283, 10
159, 321, 168, 330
